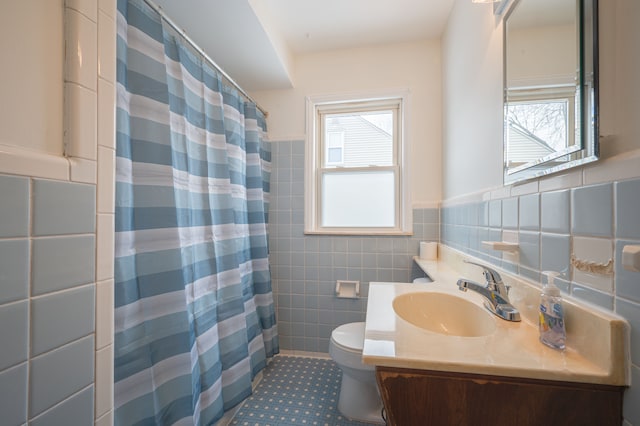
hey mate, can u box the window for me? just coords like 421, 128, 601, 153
505, 85, 578, 171
305, 92, 411, 235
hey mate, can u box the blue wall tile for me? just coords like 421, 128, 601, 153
29, 335, 94, 417
31, 285, 95, 356
0, 301, 28, 370
33, 179, 96, 236
30, 386, 94, 426
519, 193, 540, 231
0, 239, 29, 304
571, 183, 613, 237
616, 178, 640, 239
571, 284, 614, 311
541, 190, 570, 234
489, 200, 502, 227
31, 236, 95, 295
502, 197, 518, 229
518, 232, 540, 273
0, 363, 27, 425
540, 233, 571, 276
424, 208, 439, 224
0, 175, 29, 238
478, 201, 489, 227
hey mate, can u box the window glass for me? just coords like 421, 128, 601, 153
321, 170, 395, 227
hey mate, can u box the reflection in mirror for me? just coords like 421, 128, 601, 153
503, 0, 598, 184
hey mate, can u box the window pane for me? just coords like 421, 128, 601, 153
507, 100, 569, 150
321, 171, 395, 227
323, 111, 393, 168
327, 147, 342, 164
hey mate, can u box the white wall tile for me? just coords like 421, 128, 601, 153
69, 158, 97, 184
572, 236, 614, 292
65, 83, 97, 160
98, 78, 115, 151
510, 180, 538, 197
95, 410, 113, 426
95, 344, 113, 418
538, 169, 583, 192
98, 147, 115, 213
97, 215, 114, 282
98, 11, 116, 83
0, 148, 69, 181
65, 9, 97, 91
66, 0, 98, 22
99, 0, 116, 18
96, 279, 114, 349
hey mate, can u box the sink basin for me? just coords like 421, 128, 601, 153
392, 292, 496, 337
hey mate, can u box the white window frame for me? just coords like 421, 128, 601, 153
304, 90, 412, 235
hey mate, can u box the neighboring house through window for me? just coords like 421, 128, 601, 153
305, 91, 411, 235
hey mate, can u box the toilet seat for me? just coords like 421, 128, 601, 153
331, 322, 365, 353
329, 322, 374, 371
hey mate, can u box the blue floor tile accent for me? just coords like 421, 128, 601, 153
230, 356, 379, 426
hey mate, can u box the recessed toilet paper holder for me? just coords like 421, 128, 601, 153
336, 280, 360, 298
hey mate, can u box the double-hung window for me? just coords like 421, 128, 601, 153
305, 92, 411, 235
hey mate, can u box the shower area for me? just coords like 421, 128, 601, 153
114, 0, 279, 424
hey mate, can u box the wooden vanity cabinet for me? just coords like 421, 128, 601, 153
376, 366, 624, 426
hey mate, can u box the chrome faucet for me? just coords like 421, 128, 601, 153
457, 260, 521, 322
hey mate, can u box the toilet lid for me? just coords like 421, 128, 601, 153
331, 322, 366, 351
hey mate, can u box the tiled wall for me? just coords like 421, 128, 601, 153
0, 177, 96, 424
0, 1, 116, 425
441, 177, 640, 424
269, 140, 439, 352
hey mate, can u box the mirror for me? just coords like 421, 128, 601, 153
503, 0, 598, 184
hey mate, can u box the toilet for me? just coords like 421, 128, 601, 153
329, 322, 385, 424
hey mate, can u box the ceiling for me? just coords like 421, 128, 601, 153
151, 0, 456, 91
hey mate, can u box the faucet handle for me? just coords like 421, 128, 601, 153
463, 260, 504, 287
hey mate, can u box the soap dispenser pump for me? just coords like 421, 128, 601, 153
539, 271, 566, 350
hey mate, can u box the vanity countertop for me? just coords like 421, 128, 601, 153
362, 246, 630, 386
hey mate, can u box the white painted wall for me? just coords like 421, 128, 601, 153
442, 0, 640, 200
0, 0, 64, 155
251, 40, 443, 206
441, 1, 504, 199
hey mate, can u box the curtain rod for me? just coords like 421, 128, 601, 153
142, 0, 269, 118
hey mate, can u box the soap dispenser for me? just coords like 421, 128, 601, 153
539, 271, 566, 350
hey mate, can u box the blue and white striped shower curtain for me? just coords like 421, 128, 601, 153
114, 1, 278, 424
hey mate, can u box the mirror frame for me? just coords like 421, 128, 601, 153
503, 0, 599, 184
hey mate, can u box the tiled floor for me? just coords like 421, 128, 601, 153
229, 356, 380, 426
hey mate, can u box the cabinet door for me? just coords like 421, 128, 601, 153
376, 367, 624, 426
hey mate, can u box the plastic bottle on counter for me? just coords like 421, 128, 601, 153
538, 271, 566, 350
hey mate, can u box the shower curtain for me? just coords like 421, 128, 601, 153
114, 1, 278, 424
